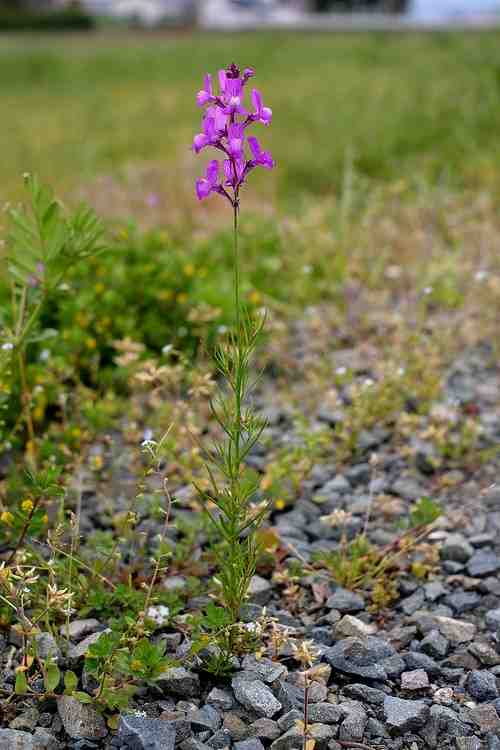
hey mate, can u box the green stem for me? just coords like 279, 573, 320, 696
232, 202, 242, 486
233, 202, 240, 335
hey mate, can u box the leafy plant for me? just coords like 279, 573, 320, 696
190, 602, 266, 677
408, 496, 442, 529
84, 630, 173, 712
1, 174, 105, 456
191, 64, 273, 648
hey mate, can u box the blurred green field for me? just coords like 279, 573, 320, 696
2, 29, 500, 465
1, 30, 500, 209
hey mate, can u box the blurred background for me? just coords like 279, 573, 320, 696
1, 0, 500, 30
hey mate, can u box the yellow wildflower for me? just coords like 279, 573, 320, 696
1, 511, 14, 526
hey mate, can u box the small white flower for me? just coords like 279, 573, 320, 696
1, 342, 13, 351
423, 286, 433, 295
474, 270, 487, 282
162, 344, 173, 355
335, 366, 347, 376
397, 367, 406, 376
217, 325, 228, 335
302, 265, 312, 274
40, 349, 50, 362
363, 378, 374, 387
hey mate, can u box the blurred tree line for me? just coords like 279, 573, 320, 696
0, 0, 94, 30
0, 0, 83, 9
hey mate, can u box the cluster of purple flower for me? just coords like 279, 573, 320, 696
193, 63, 275, 206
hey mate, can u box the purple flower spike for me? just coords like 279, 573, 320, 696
251, 89, 272, 126
196, 73, 214, 107
196, 160, 221, 201
193, 63, 274, 206
248, 136, 275, 170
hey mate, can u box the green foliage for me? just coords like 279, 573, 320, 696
314, 534, 376, 591
0, 466, 64, 549
6, 175, 104, 290
196, 311, 269, 626
408, 496, 442, 528
14, 670, 28, 695
44, 660, 61, 693
0, 175, 105, 449
85, 631, 173, 711
77, 581, 181, 630
190, 603, 262, 677
315, 499, 441, 608
261, 418, 330, 506
64, 670, 78, 695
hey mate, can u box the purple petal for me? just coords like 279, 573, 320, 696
228, 138, 244, 158
260, 150, 275, 170
226, 77, 242, 99
196, 91, 209, 107
218, 69, 227, 95
224, 159, 233, 185
233, 157, 247, 182
204, 73, 213, 96
247, 135, 261, 160
251, 88, 262, 113
206, 159, 219, 186
193, 133, 209, 153
261, 106, 272, 125
196, 178, 210, 201
202, 115, 216, 140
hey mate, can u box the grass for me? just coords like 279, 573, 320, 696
1, 30, 500, 213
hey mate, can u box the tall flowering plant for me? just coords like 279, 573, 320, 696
193, 64, 274, 630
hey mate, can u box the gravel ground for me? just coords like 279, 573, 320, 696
1, 341, 500, 750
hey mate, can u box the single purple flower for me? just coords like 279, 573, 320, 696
248, 136, 275, 170
196, 73, 214, 107
251, 89, 272, 126
196, 159, 222, 201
